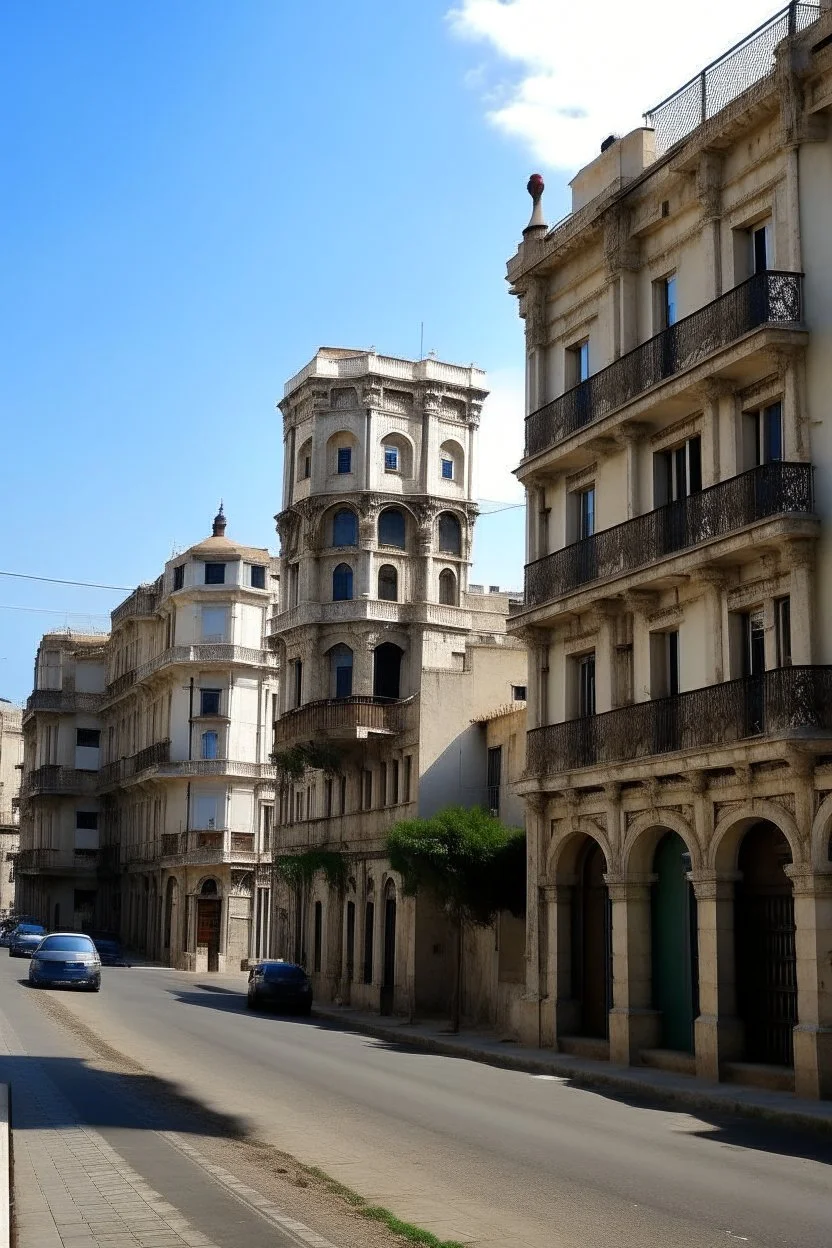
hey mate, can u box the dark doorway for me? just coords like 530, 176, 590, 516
652, 832, 698, 1052
197, 897, 221, 972
363, 900, 375, 984
373, 644, 403, 700
313, 901, 323, 973
573, 840, 611, 1039
381, 890, 397, 1015
345, 901, 356, 986
735, 822, 796, 1067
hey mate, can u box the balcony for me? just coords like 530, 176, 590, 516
524, 272, 803, 460
23, 689, 105, 724
15, 848, 104, 875
267, 600, 507, 637
111, 584, 160, 628
135, 644, 277, 683
524, 462, 814, 608
160, 830, 256, 866
527, 666, 832, 777
98, 740, 171, 789
103, 670, 136, 702
156, 759, 277, 781
273, 695, 417, 746
22, 766, 99, 798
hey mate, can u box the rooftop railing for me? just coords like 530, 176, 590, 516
524, 461, 814, 607
524, 271, 803, 459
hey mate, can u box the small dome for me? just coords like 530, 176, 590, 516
212, 502, 227, 538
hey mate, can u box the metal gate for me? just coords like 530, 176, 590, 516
736, 893, 796, 1066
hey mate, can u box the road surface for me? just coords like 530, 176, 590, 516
2, 955, 830, 1247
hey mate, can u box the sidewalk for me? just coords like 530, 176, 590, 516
311, 1003, 832, 1134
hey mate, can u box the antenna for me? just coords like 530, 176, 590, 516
419, 322, 424, 360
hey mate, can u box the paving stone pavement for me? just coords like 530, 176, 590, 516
2, 1013, 220, 1248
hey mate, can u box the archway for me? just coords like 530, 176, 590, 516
572, 839, 611, 1039
651, 831, 698, 1052
197, 877, 222, 973
439, 569, 458, 606
381, 881, 397, 1015
373, 643, 403, 700
735, 821, 796, 1067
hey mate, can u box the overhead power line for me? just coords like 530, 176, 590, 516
0, 605, 112, 619
0, 571, 131, 592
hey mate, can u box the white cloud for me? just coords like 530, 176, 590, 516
475, 366, 526, 503
448, 0, 785, 170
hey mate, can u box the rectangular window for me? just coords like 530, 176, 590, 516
654, 273, 677, 330
391, 759, 399, 805
404, 755, 412, 802
313, 902, 322, 973
567, 339, 590, 387
384, 448, 399, 472
289, 564, 300, 607
76, 811, 99, 831
262, 805, 272, 852
293, 660, 303, 709
337, 447, 352, 474
339, 773, 347, 814
743, 610, 766, 677
512, 685, 527, 701
306, 786, 312, 819
250, 564, 266, 590
752, 222, 771, 274
192, 792, 221, 829
294, 790, 303, 821
200, 688, 222, 716
204, 563, 226, 585
201, 605, 227, 643
487, 745, 502, 815
324, 777, 333, 818
362, 769, 373, 810
776, 597, 792, 668
441, 457, 454, 481
173, 564, 185, 590
76, 729, 100, 749
303, 455, 311, 479
380, 762, 388, 806
654, 435, 702, 505
577, 486, 595, 540
577, 654, 596, 718
201, 731, 219, 760
747, 401, 783, 466
651, 630, 680, 699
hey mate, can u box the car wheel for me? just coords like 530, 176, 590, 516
86, 980, 101, 993
246, 993, 259, 1010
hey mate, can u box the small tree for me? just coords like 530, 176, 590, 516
386, 806, 525, 1032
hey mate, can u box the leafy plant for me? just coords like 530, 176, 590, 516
274, 849, 348, 890
271, 742, 343, 780
386, 806, 525, 1030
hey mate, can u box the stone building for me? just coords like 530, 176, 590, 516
508, 4, 832, 1098
269, 348, 527, 1019
0, 701, 23, 916
17, 510, 279, 967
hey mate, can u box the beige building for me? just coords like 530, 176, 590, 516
508, 4, 832, 1098
0, 702, 23, 916
18, 510, 280, 968
269, 348, 527, 1019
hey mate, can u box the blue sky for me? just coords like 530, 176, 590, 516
1, 0, 779, 702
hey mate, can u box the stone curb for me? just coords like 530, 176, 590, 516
311, 1007, 832, 1137
0, 1084, 9, 1248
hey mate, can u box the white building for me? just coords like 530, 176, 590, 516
0, 701, 23, 916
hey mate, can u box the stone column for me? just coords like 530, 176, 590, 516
523, 794, 545, 1001
697, 151, 724, 300
606, 875, 660, 1064
616, 423, 646, 520
785, 867, 832, 1100
698, 569, 726, 685
784, 539, 815, 665
689, 870, 743, 1080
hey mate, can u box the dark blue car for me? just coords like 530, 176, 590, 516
9, 923, 47, 957
247, 961, 313, 1014
28, 933, 101, 991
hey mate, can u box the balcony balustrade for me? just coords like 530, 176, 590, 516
22, 766, 99, 798
273, 695, 416, 746
98, 740, 171, 788
524, 461, 814, 607
111, 585, 160, 628
15, 847, 104, 874
23, 690, 105, 722
160, 830, 256, 865
104, 670, 136, 701
527, 666, 832, 775
524, 271, 803, 459
134, 644, 277, 683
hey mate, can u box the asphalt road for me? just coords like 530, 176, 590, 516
5, 955, 832, 1248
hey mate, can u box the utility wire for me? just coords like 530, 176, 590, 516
0, 605, 112, 619
0, 571, 131, 592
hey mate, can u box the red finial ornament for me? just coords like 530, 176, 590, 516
527, 173, 544, 201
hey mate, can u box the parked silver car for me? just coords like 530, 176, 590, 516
9, 923, 47, 957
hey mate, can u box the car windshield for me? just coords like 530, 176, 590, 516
262, 964, 308, 983
18, 925, 46, 935
38, 936, 95, 952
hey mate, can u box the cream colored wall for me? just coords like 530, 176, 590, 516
0, 709, 22, 818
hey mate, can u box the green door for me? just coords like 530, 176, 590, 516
652, 832, 696, 1052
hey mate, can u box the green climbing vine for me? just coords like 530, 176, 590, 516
273, 849, 348, 890
271, 742, 343, 782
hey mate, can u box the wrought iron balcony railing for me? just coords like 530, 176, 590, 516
527, 666, 832, 775
104, 669, 136, 701
22, 766, 99, 798
159, 830, 256, 864
98, 739, 171, 787
525, 461, 813, 607
524, 271, 803, 459
23, 690, 105, 719
273, 695, 417, 746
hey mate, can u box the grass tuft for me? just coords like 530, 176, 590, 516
298, 1162, 467, 1247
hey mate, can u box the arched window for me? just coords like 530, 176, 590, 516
328, 644, 353, 699
332, 509, 357, 547
378, 565, 398, 602
439, 439, 464, 484
438, 512, 462, 555
332, 563, 353, 601
438, 569, 457, 606
296, 438, 312, 482
378, 507, 406, 549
